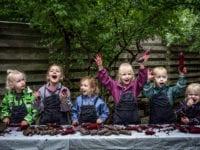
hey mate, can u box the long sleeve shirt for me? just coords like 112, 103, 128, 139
176, 101, 200, 125
142, 77, 187, 105
98, 67, 148, 103
71, 95, 110, 122
0, 87, 39, 125
33, 83, 71, 112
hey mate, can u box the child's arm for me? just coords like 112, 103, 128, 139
71, 98, 80, 125
60, 87, 72, 111
0, 93, 11, 124
97, 99, 110, 124
135, 51, 150, 99
24, 92, 40, 125
171, 69, 187, 98
142, 80, 154, 99
95, 53, 117, 93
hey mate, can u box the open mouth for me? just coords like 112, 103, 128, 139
52, 75, 57, 79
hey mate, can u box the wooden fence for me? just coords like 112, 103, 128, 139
0, 21, 49, 99
0, 21, 200, 119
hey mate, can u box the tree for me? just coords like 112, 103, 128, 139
1, 0, 200, 83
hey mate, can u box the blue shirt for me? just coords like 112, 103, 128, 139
71, 95, 110, 122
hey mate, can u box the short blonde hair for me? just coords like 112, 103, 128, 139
117, 63, 135, 82
80, 76, 100, 95
152, 66, 167, 75
6, 69, 26, 90
46, 64, 64, 81
185, 83, 200, 97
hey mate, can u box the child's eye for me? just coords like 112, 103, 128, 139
188, 94, 199, 97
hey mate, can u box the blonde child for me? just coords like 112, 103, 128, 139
71, 76, 110, 125
0, 69, 39, 126
176, 83, 200, 125
34, 64, 71, 125
95, 53, 149, 125
142, 66, 187, 124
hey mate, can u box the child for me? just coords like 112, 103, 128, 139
95, 53, 149, 125
142, 66, 187, 124
176, 83, 200, 125
0, 69, 39, 126
34, 64, 71, 125
71, 76, 110, 125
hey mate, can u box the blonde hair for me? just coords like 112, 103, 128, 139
46, 64, 64, 81
80, 76, 100, 95
185, 83, 200, 97
6, 69, 26, 90
117, 63, 135, 82
152, 66, 168, 75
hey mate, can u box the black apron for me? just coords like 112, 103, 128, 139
149, 89, 176, 124
10, 96, 28, 124
78, 96, 98, 124
113, 92, 140, 125
39, 87, 68, 125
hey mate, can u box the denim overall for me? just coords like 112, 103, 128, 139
150, 89, 176, 124
78, 96, 98, 124
113, 91, 140, 125
39, 87, 68, 125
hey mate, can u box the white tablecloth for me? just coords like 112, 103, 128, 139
0, 127, 200, 150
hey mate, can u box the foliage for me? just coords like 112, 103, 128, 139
1, 0, 200, 98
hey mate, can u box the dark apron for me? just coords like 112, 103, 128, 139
78, 96, 98, 124
113, 92, 140, 125
150, 90, 176, 124
10, 98, 28, 124
39, 87, 68, 125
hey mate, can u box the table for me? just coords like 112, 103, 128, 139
0, 126, 200, 150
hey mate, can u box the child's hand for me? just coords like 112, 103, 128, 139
96, 118, 103, 125
186, 98, 194, 107
95, 53, 104, 70
181, 116, 189, 124
33, 91, 41, 100
179, 67, 187, 76
20, 120, 28, 126
60, 89, 69, 103
3, 117, 10, 125
72, 120, 79, 126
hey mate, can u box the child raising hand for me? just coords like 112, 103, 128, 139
95, 52, 149, 125
142, 66, 187, 124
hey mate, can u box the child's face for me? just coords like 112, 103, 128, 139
47, 65, 63, 85
187, 92, 200, 104
80, 79, 93, 96
119, 70, 133, 86
154, 71, 168, 88
13, 74, 26, 93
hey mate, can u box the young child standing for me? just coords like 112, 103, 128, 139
34, 64, 71, 125
142, 66, 187, 124
0, 69, 39, 126
71, 76, 110, 126
95, 53, 149, 125
176, 83, 200, 125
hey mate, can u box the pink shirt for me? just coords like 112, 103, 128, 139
98, 68, 148, 103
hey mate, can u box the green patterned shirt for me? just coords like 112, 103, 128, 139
0, 87, 39, 125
